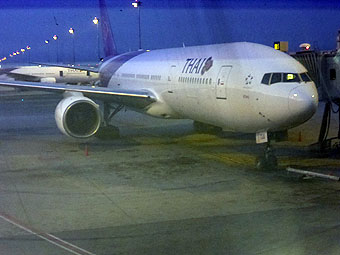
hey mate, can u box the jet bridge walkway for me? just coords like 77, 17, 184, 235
291, 50, 340, 153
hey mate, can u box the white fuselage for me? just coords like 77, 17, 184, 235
101, 42, 318, 133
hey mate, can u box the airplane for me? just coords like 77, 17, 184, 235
0, 0, 318, 170
0, 64, 99, 84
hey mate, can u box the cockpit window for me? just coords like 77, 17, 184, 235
300, 72, 312, 82
271, 73, 282, 84
261, 73, 271, 85
283, 73, 300, 83
261, 72, 311, 85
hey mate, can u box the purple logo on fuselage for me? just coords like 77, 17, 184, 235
181, 57, 213, 75
201, 57, 213, 75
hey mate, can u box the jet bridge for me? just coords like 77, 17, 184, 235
290, 34, 340, 152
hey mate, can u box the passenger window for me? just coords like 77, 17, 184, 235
330, 69, 336, 80
300, 73, 311, 82
283, 73, 300, 83
261, 73, 271, 85
271, 73, 282, 84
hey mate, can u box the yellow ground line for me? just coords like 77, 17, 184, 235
202, 153, 255, 166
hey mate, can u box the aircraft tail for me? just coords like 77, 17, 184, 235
99, 0, 118, 57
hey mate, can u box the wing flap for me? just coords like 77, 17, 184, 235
0, 80, 156, 109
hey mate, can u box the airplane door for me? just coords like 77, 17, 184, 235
168, 65, 177, 93
216, 66, 232, 99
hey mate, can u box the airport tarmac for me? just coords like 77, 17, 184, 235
0, 92, 339, 255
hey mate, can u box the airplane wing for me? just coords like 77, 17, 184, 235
0, 80, 156, 109
0, 68, 40, 82
31, 62, 99, 73
5, 72, 41, 82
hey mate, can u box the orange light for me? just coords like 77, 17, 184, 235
93, 17, 99, 25
132, 1, 141, 8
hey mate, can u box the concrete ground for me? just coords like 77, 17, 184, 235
0, 92, 339, 255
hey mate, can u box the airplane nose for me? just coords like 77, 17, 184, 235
288, 85, 318, 123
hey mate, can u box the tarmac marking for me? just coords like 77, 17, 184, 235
0, 212, 95, 255
202, 153, 255, 166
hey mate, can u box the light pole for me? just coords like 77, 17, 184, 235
93, 17, 100, 61
26, 46, 31, 63
53, 34, 59, 63
132, 0, 142, 50
45, 40, 50, 62
69, 28, 75, 64
20, 48, 25, 63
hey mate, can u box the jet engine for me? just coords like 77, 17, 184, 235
55, 93, 101, 138
40, 77, 57, 83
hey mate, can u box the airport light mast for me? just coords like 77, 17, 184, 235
45, 40, 50, 62
53, 35, 59, 63
132, 0, 142, 50
69, 28, 75, 64
26, 45, 31, 63
93, 17, 100, 61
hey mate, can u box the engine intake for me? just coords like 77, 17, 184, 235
55, 95, 101, 138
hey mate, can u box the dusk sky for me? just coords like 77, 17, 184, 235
1, 0, 340, 64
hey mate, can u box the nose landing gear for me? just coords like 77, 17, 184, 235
255, 141, 278, 170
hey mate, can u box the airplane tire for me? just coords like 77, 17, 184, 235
256, 154, 278, 170
95, 125, 120, 140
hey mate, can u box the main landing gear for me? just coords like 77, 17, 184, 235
95, 102, 123, 139
255, 140, 278, 171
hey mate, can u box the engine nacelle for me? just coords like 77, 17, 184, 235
40, 77, 56, 83
55, 94, 101, 138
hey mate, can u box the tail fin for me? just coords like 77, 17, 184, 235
99, 0, 118, 57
